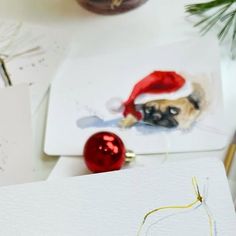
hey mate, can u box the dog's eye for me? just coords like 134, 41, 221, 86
145, 106, 155, 114
168, 106, 180, 115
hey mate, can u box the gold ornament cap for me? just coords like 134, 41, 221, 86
125, 150, 136, 163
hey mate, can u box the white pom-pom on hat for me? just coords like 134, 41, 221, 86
106, 97, 124, 113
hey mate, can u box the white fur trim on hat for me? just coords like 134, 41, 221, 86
134, 80, 193, 104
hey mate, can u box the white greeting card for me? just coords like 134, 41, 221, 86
47, 155, 166, 180
0, 158, 235, 235
0, 20, 67, 113
0, 85, 33, 185
47, 156, 89, 179
45, 38, 227, 156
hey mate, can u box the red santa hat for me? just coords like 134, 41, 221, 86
107, 71, 192, 120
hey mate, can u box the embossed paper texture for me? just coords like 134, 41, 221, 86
0, 159, 235, 235
0, 85, 33, 185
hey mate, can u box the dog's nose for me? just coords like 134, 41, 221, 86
142, 104, 179, 128
157, 117, 179, 128
152, 111, 162, 121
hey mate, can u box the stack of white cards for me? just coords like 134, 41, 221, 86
0, 20, 68, 186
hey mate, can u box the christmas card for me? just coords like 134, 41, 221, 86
0, 20, 67, 113
0, 158, 235, 235
47, 155, 166, 180
45, 37, 227, 156
0, 85, 33, 185
47, 156, 89, 179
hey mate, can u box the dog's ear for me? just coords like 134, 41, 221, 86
188, 83, 206, 110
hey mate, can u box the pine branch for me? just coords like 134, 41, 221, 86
186, 0, 234, 14
185, 0, 236, 55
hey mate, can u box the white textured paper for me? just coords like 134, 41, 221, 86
0, 158, 235, 235
0, 20, 67, 113
45, 38, 227, 156
0, 85, 33, 185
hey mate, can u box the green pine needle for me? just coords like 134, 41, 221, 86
185, 0, 236, 55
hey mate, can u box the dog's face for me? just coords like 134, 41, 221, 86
141, 83, 205, 129
142, 97, 200, 128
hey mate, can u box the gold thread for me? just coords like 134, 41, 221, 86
209, 215, 213, 236
137, 177, 214, 236
204, 204, 213, 236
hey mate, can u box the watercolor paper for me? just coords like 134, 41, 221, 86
45, 38, 227, 156
0, 158, 235, 235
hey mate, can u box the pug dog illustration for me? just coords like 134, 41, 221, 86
119, 82, 205, 129
108, 71, 206, 129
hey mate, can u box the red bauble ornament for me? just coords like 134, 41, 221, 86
83, 132, 126, 173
